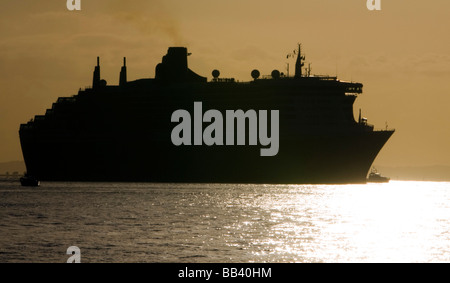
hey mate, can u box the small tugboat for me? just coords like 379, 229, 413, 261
367, 168, 390, 183
20, 173, 40, 187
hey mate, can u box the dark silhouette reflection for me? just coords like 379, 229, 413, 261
19, 44, 394, 184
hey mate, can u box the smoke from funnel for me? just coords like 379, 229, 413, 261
106, 0, 185, 45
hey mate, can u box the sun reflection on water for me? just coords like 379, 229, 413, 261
251, 181, 450, 262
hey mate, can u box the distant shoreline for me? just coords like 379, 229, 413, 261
0, 160, 26, 176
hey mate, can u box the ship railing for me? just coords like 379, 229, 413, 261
255, 74, 291, 80
345, 89, 362, 94
34, 115, 45, 121
211, 78, 235, 83
20, 124, 31, 130
77, 87, 90, 92
310, 75, 337, 80
374, 127, 396, 132
56, 97, 76, 104
358, 120, 374, 131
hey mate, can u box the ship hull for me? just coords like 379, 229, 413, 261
20, 129, 393, 184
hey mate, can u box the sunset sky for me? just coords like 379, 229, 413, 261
1, 0, 449, 167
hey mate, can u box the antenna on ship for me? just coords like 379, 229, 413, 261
306, 63, 312, 77
335, 57, 339, 78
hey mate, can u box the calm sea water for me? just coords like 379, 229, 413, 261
1, 181, 450, 263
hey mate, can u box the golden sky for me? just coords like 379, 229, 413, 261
1, 0, 450, 167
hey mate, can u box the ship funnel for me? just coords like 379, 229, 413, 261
92, 56, 101, 88
119, 57, 127, 86
155, 47, 206, 83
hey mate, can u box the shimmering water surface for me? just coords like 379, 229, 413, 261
1, 181, 450, 263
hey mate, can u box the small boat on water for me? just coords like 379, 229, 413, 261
20, 174, 40, 187
367, 168, 390, 183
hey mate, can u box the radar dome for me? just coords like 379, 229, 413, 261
251, 69, 260, 80
271, 70, 280, 79
212, 69, 220, 79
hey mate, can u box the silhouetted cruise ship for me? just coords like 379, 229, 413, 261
19, 44, 394, 183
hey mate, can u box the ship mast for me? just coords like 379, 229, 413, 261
119, 57, 127, 86
295, 43, 305, 78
